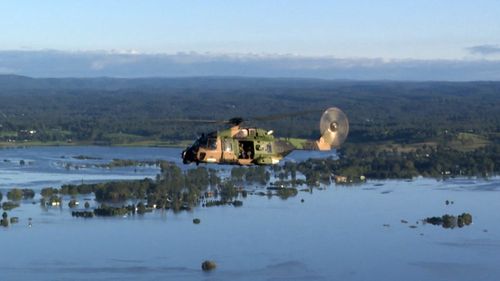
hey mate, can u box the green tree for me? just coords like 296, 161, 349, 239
7, 188, 23, 201
22, 189, 35, 199
137, 202, 146, 214
220, 181, 238, 202
41, 187, 58, 198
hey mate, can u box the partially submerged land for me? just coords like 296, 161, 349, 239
424, 213, 473, 229
312, 141, 499, 181
0, 77, 498, 227
0, 152, 490, 227
1, 161, 280, 223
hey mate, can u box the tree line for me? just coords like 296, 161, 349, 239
0, 77, 498, 146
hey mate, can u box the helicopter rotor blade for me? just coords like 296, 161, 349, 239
165, 118, 224, 124
249, 109, 323, 122
165, 107, 326, 126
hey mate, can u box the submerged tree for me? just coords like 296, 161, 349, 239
7, 189, 23, 201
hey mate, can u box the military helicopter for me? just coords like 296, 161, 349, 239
181, 107, 349, 166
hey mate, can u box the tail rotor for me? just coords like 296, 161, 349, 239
318, 107, 349, 149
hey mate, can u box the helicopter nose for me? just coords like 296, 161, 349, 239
181, 150, 189, 163
182, 148, 195, 164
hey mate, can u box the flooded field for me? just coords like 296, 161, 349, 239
1, 146, 499, 281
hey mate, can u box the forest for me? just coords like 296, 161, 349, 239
0, 75, 498, 147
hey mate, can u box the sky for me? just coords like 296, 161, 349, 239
1, 0, 500, 79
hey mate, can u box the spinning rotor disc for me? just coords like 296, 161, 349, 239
319, 107, 349, 147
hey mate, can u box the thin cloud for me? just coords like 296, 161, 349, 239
467, 44, 500, 56
0, 66, 16, 74
1, 50, 500, 81
90, 55, 141, 70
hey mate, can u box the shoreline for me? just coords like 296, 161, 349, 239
0, 140, 190, 149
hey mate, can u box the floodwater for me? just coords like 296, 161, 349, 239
1, 146, 500, 281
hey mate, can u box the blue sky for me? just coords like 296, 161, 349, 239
1, 1, 500, 79
2, 0, 500, 59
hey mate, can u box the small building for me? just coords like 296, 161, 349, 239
335, 175, 348, 183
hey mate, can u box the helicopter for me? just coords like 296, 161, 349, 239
181, 107, 349, 166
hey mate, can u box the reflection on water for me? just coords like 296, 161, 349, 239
1, 146, 500, 281
0, 146, 171, 191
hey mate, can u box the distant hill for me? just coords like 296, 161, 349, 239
0, 74, 339, 91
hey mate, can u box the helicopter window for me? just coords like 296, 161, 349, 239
266, 143, 272, 153
235, 129, 248, 138
223, 139, 232, 152
193, 139, 200, 147
206, 138, 217, 150
198, 135, 217, 150
197, 134, 207, 146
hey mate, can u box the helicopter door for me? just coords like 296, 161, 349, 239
238, 141, 254, 160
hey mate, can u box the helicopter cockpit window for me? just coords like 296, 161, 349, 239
206, 138, 217, 150
197, 135, 217, 150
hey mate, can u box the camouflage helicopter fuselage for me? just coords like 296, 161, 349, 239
182, 126, 297, 165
